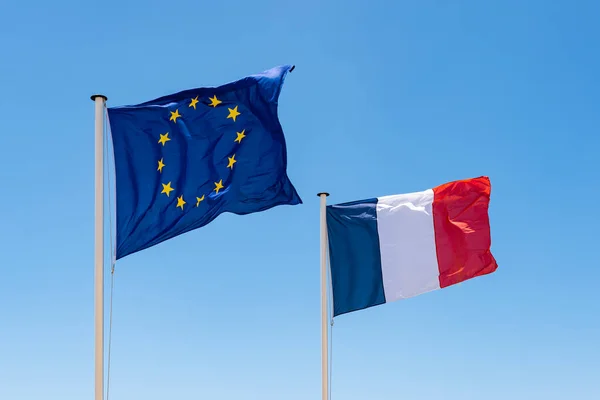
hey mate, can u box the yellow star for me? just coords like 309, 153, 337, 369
227, 154, 237, 169
161, 182, 174, 197
227, 106, 240, 122
214, 179, 224, 194
176, 195, 186, 210
169, 109, 181, 123
196, 195, 205, 207
189, 96, 199, 109
234, 129, 246, 143
158, 132, 170, 146
157, 158, 165, 173
208, 95, 222, 107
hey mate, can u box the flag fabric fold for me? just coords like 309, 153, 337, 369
326, 176, 497, 317
108, 65, 302, 260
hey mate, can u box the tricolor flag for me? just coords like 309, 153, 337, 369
326, 176, 498, 317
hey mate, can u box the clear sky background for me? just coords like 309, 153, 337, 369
1, 1, 599, 399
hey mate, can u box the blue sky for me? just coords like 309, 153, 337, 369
1, 0, 599, 399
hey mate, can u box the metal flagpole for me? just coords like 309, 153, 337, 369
92, 94, 107, 400
318, 192, 330, 400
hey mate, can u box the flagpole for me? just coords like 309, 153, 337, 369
92, 94, 107, 400
318, 192, 330, 400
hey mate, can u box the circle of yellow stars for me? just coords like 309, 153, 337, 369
157, 95, 245, 210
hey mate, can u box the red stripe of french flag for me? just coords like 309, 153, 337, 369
432, 176, 498, 288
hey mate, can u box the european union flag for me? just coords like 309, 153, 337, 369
107, 65, 302, 259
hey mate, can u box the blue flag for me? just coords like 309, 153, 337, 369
107, 65, 302, 259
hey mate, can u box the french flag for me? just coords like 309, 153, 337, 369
326, 176, 498, 317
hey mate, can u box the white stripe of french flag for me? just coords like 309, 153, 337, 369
326, 176, 498, 317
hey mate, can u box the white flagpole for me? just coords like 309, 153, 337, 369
318, 192, 330, 400
92, 94, 107, 400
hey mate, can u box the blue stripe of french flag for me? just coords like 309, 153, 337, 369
326, 176, 498, 317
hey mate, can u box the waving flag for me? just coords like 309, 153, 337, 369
107, 65, 301, 259
326, 176, 498, 316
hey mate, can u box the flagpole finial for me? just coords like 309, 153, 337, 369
90, 94, 108, 102
317, 192, 329, 197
